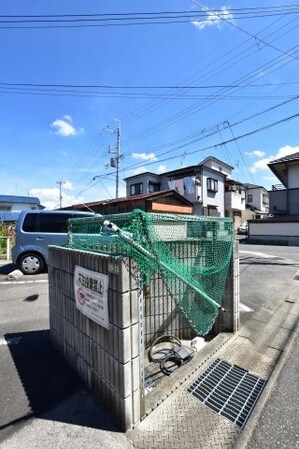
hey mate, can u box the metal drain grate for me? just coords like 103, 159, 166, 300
187, 358, 266, 429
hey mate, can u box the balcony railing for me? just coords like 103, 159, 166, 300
272, 184, 286, 191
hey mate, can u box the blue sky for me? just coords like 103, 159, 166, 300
1, 0, 299, 208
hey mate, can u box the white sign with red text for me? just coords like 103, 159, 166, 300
74, 265, 109, 329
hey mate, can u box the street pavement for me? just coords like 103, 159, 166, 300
245, 331, 299, 449
0, 243, 298, 448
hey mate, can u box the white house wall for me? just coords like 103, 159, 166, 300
288, 165, 299, 189
0, 201, 39, 211
224, 192, 245, 211
247, 188, 269, 212
126, 174, 160, 196
202, 168, 225, 216
248, 221, 299, 246
250, 222, 299, 236
202, 159, 232, 178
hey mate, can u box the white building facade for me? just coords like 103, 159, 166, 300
125, 157, 236, 218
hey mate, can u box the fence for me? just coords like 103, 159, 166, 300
0, 236, 11, 260
48, 241, 239, 431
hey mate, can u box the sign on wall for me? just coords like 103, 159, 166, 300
74, 265, 109, 329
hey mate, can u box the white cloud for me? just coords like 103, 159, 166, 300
157, 165, 167, 173
131, 166, 147, 175
63, 114, 72, 123
250, 145, 299, 173
131, 152, 157, 161
263, 176, 276, 181
29, 187, 82, 209
245, 150, 266, 157
128, 163, 166, 177
192, 7, 233, 30
62, 181, 74, 191
50, 115, 84, 137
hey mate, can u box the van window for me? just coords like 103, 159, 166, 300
22, 213, 39, 232
38, 213, 74, 233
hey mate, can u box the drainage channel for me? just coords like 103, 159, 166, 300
187, 358, 266, 429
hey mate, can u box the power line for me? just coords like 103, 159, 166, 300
224, 121, 255, 183
124, 95, 299, 162
2, 6, 299, 19
96, 13, 298, 142
192, 1, 299, 63
1, 80, 299, 89
0, 6, 298, 29
122, 42, 299, 146
0, 86, 297, 100
117, 14, 299, 132
88, 111, 299, 185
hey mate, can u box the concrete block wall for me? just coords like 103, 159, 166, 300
213, 241, 240, 334
48, 241, 239, 431
48, 247, 141, 431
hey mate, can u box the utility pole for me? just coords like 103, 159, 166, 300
235, 160, 240, 180
104, 121, 123, 199
115, 126, 121, 199
56, 181, 66, 208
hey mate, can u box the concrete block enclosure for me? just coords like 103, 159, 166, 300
48, 214, 239, 431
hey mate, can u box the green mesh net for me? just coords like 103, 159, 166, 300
68, 209, 235, 335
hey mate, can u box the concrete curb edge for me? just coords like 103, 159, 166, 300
234, 323, 299, 449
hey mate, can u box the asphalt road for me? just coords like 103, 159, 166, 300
246, 331, 299, 449
0, 243, 298, 447
238, 242, 299, 324
0, 263, 133, 449
0, 265, 83, 441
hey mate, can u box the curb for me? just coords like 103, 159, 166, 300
234, 324, 299, 449
6, 269, 23, 281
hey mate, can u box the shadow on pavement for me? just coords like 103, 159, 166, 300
23, 294, 39, 302
0, 263, 16, 275
2, 330, 119, 432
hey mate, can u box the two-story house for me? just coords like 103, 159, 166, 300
0, 195, 44, 222
125, 157, 236, 218
224, 179, 246, 228
241, 183, 269, 221
268, 151, 299, 215
247, 151, 299, 246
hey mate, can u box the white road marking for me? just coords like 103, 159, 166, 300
0, 279, 48, 285
240, 250, 298, 265
239, 303, 254, 312
240, 250, 277, 259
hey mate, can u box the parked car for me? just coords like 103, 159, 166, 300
12, 210, 94, 274
238, 221, 248, 235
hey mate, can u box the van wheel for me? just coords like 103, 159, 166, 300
19, 253, 44, 275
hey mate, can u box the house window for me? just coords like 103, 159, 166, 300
130, 183, 143, 196
148, 181, 160, 193
207, 178, 218, 193
207, 205, 219, 216
247, 194, 253, 202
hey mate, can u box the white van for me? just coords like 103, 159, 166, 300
12, 210, 94, 274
